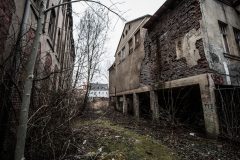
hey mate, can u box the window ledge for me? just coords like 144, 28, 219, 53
224, 53, 240, 61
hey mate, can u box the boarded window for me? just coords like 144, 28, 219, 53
118, 52, 121, 64
234, 28, 240, 54
219, 21, 230, 54
121, 47, 126, 61
128, 38, 133, 54
135, 30, 141, 48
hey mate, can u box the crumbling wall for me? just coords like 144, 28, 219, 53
200, 0, 240, 86
140, 0, 211, 85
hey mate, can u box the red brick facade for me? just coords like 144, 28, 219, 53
140, 0, 211, 85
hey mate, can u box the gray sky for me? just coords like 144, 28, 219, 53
72, 0, 166, 83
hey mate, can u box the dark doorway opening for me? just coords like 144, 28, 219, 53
126, 94, 134, 116
139, 92, 151, 119
116, 96, 123, 112
157, 85, 205, 132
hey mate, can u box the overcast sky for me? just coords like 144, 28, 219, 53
72, 0, 166, 83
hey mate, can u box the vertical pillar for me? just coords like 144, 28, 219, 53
114, 97, 118, 111
150, 91, 159, 122
133, 93, 139, 120
123, 95, 127, 115
200, 75, 219, 137
116, 97, 121, 111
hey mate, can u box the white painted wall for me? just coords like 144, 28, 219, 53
89, 90, 109, 98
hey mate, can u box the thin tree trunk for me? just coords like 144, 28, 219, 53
14, 2, 44, 159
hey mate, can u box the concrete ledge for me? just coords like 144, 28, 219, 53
110, 73, 211, 96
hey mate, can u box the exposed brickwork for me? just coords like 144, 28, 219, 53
140, 0, 211, 86
0, 0, 15, 58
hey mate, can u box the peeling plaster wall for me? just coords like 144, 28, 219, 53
176, 28, 202, 67
200, 0, 240, 85
114, 17, 150, 93
140, 0, 210, 85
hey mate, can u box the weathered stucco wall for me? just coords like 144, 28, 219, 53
114, 17, 150, 93
140, 0, 210, 86
200, 0, 240, 86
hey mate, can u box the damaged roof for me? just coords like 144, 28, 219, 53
144, 0, 240, 29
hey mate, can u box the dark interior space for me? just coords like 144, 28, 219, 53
126, 94, 134, 116
215, 85, 240, 142
116, 96, 123, 112
157, 85, 205, 131
139, 92, 152, 119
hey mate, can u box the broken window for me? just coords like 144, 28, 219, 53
122, 33, 125, 39
233, 28, 240, 54
118, 51, 121, 64
128, 38, 133, 54
135, 30, 141, 48
121, 47, 126, 61
48, 10, 56, 40
219, 21, 230, 54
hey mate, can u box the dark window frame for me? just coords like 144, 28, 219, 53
219, 21, 230, 54
135, 30, 141, 49
233, 27, 240, 54
128, 38, 133, 54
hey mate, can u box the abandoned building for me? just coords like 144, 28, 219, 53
109, 0, 240, 137
0, 0, 75, 91
0, 0, 75, 157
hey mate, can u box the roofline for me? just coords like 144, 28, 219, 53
126, 14, 151, 25
113, 15, 152, 58
144, 0, 240, 29
143, 0, 175, 29
108, 63, 115, 71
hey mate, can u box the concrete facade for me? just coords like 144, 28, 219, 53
109, 0, 240, 137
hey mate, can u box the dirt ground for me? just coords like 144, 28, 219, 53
72, 100, 240, 160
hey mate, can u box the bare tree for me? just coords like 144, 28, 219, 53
73, 6, 109, 109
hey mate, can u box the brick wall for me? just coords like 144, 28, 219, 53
140, 0, 211, 86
